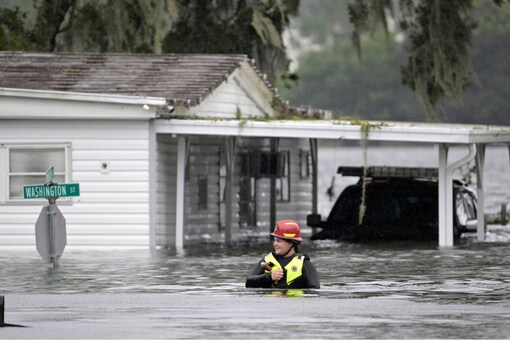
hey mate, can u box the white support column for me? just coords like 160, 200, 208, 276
438, 144, 449, 246
270, 138, 279, 234
475, 144, 486, 241
309, 139, 319, 237
224, 137, 236, 246
310, 139, 318, 216
442, 144, 477, 247
175, 136, 187, 252
148, 120, 157, 249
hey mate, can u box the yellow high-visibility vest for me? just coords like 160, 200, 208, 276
264, 252, 305, 286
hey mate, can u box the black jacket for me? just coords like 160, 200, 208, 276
245, 253, 320, 289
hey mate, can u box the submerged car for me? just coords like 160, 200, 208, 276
307, 166, 479, 242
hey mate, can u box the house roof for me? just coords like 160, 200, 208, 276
0, 52, 262, 106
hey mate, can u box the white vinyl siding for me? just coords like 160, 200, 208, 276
187, 68, 276, 119
0, 119, 151, 248
155, 134, 177, 247
155, 135, 237, 247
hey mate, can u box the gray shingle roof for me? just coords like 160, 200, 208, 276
0, 52, 252, 106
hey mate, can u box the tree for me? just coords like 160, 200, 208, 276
162, 0, 299, 84
0, 6, 29, 50
0, 0, 298, 84
348, 0, 510, 121
432, 0, 510, 124
279, 31, 424, 121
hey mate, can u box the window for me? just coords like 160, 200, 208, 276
198, 176, 208, 209
238, 150, 291, 227
1, 145, 69, 202
239, 176, 256, 228
299, 150, 311, 178
239, 151, 285, 178
276, 151, 290, 202
455, 192, 469, 226
463, 192, 477, 219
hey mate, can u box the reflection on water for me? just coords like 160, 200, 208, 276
1, 228, 509, 304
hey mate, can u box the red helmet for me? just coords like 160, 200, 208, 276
271, 219, 302, 243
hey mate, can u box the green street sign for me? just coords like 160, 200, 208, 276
46, 166, 54, 185
23, 183, 80, 199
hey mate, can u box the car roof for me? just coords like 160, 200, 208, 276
337, 166, 439, 180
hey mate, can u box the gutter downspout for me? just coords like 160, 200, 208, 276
440, 144, 476, 246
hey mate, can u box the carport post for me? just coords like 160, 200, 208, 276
438, 144, 450, 246
475, 144, 486, 241
270, 138, 279, 235
310, 139, 318, 215
441, 144, 477, 247
149, 120, 157, 249
175, 136, 187, 252
310, 139, 318, 236
224, 137, 236, 246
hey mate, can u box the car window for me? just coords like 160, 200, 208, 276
463, 191, 477, 219
363, 190, 399, 224
327, 185, 359, 225
456, 192, 469, 226
328, 181, 439, 227
397, 195, 437, 226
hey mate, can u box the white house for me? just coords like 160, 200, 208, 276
2, 52, 510, 250
0, 52, 326, 250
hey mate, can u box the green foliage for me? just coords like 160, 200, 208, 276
0, 0, 297, 82
279, 32, 424, 121
347, 0, 510, 122
281, 0, 510, 124
0, 0, 176, 53
348, 0, 392, 60
431, 0, 510, 124
348, 0, 477, 121
30, 0, 75, 51
0, 6, 29, 50
401, 0, 476, 121
460, 162, 476, 185
162, 0, 299, 84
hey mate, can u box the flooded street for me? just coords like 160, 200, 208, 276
2, 230, 510, 339
2, 144, 510, 339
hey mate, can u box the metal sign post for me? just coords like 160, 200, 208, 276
35, 199, 67, 268
23, 166, 80, 268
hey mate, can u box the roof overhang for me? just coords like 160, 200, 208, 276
0, 88, 167, 119
155, 119, 510, 145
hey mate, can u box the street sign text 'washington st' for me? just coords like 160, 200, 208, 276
23, 183, 80, 199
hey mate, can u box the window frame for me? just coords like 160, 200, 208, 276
276, 151, 291, 202
1, 144, 71, 204
299, 149, 311, 179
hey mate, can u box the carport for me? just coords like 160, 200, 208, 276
155, 118, 510, 248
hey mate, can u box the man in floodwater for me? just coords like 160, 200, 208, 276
245, 220, 320, 289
